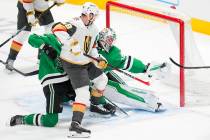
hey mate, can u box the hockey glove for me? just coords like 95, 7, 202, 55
145, 62, 171, 80
54, 0, 65, 6
97, 57, 108, 69
26, 11, 37, 26
41, 44, 58, 60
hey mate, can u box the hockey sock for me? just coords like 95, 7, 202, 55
72, 103, 86, 124
90, 89, 104, 105
23, 113, 58, 127
7, 41, 23, 60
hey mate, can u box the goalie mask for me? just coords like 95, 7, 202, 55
81, 2, 99, 26
98, 28, 117, 52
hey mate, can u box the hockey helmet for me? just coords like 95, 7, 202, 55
81, 2, 99, 26
82, 2, 99, 17
98, 28, 117, 52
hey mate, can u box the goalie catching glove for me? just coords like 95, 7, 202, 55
145, 62, 171, 80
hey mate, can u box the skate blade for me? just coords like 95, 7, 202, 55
67, 131, 90, 138
5, 120, 10, 127
89, 112, 112, 118
4, 68, 14, 74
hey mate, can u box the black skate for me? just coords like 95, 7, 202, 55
68, 121, 91, 138
5, 59, 14, 71
103, 103, 116, 115
90, 103, 112, 115
10, 115, 24, 126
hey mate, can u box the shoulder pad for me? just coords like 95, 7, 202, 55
64, 22, 77, 36
52, 22, 67, 33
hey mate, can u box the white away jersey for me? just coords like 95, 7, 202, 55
52, 17, 99, 65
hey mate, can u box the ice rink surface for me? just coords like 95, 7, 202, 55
0, 0, 210, 140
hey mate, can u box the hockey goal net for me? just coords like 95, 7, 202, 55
106, 1, 210, 107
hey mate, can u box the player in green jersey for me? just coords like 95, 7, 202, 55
9, 33, 114, 129
95, 28, 170, 112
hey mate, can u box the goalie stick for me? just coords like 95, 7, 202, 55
104, 96, 129, 116
0, 59, 38, 76
83, 54, 151, 86
169, 57, 210, 69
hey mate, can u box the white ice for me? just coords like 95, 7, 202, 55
0, 0, 210, 140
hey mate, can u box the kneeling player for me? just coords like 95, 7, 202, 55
9, 34, 75, 128
9, 32, 115, 131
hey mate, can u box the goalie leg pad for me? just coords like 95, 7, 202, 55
104, 80, 163, 112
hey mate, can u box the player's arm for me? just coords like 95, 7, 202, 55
28, 34, 58, 60
52, 22, 77, 48
28, 34, 45, 48
89, 41, 100, 58
120, 55, 147, 73
90, 41, 108, 69
100, 45, 147, 73
21, 0, 37, 26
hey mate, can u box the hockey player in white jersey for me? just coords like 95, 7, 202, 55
95, 28, 170, 112
5, 0, 65, 71
51, 2, 114, 137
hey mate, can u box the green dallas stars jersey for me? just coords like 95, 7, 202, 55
28, 33, 69, 87
97, 45, 161, 112
28, 34, 161, 112
98, 45, 147, 73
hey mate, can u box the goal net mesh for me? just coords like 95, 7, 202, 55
106, 1, 210, 107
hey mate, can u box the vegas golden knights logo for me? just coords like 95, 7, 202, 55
84, 36, 92, 54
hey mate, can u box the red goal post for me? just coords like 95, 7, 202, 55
105, 1, 185, 107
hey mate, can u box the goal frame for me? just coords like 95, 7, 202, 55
106, 1, 185, 107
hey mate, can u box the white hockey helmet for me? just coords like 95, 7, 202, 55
98, 28, 117, 52
82, 2, 99, 17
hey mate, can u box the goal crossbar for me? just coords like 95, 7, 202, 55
106, 1, 185, 107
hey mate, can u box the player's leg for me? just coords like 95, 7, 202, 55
5, 2, 31, 71
104, 80, 163, 112
62, 80, 76, 103
61, 61, 92, 136
10, 82, 68, 127
37, 9, 54, 33
88, 63, 116, 114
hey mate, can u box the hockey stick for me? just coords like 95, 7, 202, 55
84, 54, 151, 86
0, 3, 56, 48
169, 57, 210, 69
104, 96, 129, 116
0, 26, 27, 48
0, 59, 38, 76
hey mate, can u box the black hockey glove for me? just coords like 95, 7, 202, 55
42, 44, 57, 60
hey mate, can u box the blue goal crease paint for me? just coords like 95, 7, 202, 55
156, 0, 179, 6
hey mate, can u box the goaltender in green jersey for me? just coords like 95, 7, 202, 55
96, 28, 170, 112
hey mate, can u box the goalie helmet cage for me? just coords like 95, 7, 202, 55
106, 1, 192, 107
